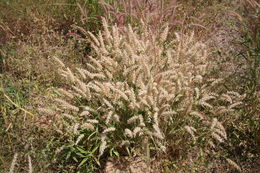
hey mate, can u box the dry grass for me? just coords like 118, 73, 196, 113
50, 18, 246, 172
0, 0, 259, 172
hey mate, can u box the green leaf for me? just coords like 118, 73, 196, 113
90, 145, 99, 154
66, 151, 72, 160
75, 152, 86, 158
87, 131, 97, 140
126, 147, 132, 157
73, 156, 78, 162
76, 146, 89, 154
78, 157, 89, 168
113, 150, 120, 157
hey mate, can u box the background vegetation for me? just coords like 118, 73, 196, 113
0, 0, 259, 172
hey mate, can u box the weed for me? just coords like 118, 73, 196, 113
50, 18, 246, 171
0, 0, 259, 172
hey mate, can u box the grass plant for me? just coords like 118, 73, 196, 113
0, 0, 259, 172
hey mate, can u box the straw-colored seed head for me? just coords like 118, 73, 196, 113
127, 116, 139, 124
226, 158, 242, 172
54, 56, 65, 67
99, 138, 107, 156
75, 134, 84, 145
51, 17, 242, 158
81, 123, 95, 130
9, 153, 18, 173
133, 127, 142, 137
124, 129, 133, 138
38, 108, 56, 116
103, 127, 116, 134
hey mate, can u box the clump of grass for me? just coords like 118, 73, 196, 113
222, 0, 260, 165
99, 0, 179, 31
48, 18, 245, 171
1, 0, 258, 172
229, 0, 260, 95
0, 0, 103, 45
0, 76, 66, 172
0, 30, 84, 87
0, 7, 88, 171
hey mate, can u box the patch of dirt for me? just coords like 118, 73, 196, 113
104, 156, 153, 173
